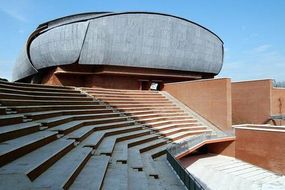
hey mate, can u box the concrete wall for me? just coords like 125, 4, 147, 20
163, 78, 232, 131
235, 127, 285, 175
271, 88, 285, 125
232, 80, 272, 124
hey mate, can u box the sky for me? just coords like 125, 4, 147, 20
0, 0, 284, 82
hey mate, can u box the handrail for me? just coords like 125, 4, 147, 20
168, 131, 234, 157
167, 151, 206, 190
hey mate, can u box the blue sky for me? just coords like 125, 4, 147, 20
0, 0, 284, 81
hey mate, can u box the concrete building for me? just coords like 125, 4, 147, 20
0, 12, 284, 190
13, 12, 223, 90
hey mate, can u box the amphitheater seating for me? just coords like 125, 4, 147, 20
0, 80, 214, 189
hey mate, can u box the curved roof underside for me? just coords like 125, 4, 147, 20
13, 12, 224, 81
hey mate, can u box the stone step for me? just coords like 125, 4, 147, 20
142, 154, 160, 179
125, 134, 161, 148
102, 162, 128, 190
116, 129, 151, 142
50, 120, 83, 135
85, 89, 159, 96
0, 80, 73, 90
83, 87, 158, 93
101, 124, 144, 137
0, 99, 98, 106
131, 112, 188, 120
167, 129, 212, 141
146, 118, 197, 127
0, 139, 75, 181
91, 93, 162, 98
95, 137, 116, 156
38, 112, 121, 127
50, 116, 130, 135
134, 138, 168, 153
144, 144, 168, 159
67, 123, 145, 143
128, 167, 149, 190
66, 126, 95, 142
37, 115, 74, 128
83, 116, 129, 128
0, 92, 92, 101
113, 142, 128, 164
82, 132, 105, 148
11, 104, 106, 113
80, 128, 151, 152
101, 143, 129, 189
0, 81, 78, 93
117, 106, 180, 112
0, 122, 41, 142
98, 97, 166, 101
69, 155, 110, 190
0, 130, 58, 167
72, 112, 121, 120
158, 126, 208, 137
125, 109, 184, 116
152, 123, 202, 131
25, 108, 113, 120
104, 100, 170, 104
137, 115, 193, 124
0, 86, 86, 97
0, 114, 24, 126
111, 103, 174, 108
33, 146, 92, 190
153, 158, 186, 189
128, 148, 144, 170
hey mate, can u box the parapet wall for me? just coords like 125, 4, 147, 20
232, 79, 285, 125
272, 88, 285, 125
232, 79, 272, 124
234, 125, 285, 175
163, 78, 232, 131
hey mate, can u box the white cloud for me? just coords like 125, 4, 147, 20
219, 44, 285, 82
0, 60, 14, 81
0, 8, 28, 22
252, 44, 271, 53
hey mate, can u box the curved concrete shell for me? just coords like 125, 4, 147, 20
13, 12, 224, 81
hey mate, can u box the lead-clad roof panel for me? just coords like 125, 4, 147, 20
13, 12, 224, 81
12, 45, 38, 81
30, 21, 89, 70
78, 14, 223, 74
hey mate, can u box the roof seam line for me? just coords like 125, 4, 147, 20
76, 21, 90, 64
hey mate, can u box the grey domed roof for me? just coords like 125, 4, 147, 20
13, 12, 224, 81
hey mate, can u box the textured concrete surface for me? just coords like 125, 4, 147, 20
13, 12, 224, 81
184, 154, 285, 190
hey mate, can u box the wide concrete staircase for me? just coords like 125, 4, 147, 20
0, 80, 214, 189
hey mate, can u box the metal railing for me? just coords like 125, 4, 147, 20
167, 151, 206, 190
167, 131, 235, 190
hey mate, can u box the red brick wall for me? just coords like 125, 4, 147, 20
232, 80, 272, 124
271, 88, 285, 125
163, 78, 232, 131
235, 127, 285, 175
